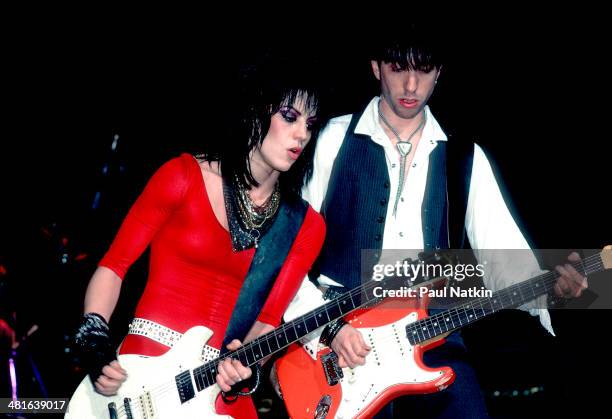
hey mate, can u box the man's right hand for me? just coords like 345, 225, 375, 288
94, 360, 127, 396
330, 324, 370, 368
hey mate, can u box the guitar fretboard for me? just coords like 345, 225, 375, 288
192, 274, 390, 390
405, 253, 603, 345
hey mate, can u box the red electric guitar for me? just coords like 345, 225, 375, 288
275, 247, 612, 419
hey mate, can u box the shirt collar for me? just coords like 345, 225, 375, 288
355, 97, 448, 146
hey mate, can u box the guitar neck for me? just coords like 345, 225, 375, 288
192, 277, 387, 390
406, 252, 605, 345
192, 251, 609, 391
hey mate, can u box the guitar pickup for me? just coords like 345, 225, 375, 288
321, 351, 343, 386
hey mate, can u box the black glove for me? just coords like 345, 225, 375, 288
72, 312, 117, 384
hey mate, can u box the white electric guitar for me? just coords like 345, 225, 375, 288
66, 251, 455, 418
66, 325, 229, 418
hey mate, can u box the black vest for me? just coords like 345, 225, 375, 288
314, 108, 474, 290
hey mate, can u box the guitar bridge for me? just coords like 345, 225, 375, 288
321, 351, 343, 386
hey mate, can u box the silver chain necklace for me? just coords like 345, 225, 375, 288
378, 101, 426, 216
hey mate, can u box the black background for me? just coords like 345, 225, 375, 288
1, 18, 610, 417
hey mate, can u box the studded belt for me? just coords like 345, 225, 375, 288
127, 317, 220, 362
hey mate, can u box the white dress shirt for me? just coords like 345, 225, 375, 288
284, 97, 553, 355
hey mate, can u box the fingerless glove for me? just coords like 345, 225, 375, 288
72, 312, 117, 384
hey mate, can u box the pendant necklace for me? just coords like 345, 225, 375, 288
378, 101, 427, 216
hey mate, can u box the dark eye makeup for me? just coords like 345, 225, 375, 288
280, 107, 318, 130
279, 107, 299, 122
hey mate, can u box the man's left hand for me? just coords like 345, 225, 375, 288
554, 252, 588, 298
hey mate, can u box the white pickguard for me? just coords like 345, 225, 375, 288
333, 313, 452, 419
65, 326, 231, 419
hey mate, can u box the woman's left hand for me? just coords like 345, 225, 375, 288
215, 339, 252, 392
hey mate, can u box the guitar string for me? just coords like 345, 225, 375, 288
115, 332, 413, 418
115, 277, 388, 415
116, 274, 393, 415
409, 256, 602, 340
118, 254, 603, 415
119, 273, 601, 416
117, 253, 603, 415
115, 328, 419, 418
407, 254, 603, 341
132, 251, 602, 398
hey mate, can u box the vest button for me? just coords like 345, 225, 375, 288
374, 234, 382, 241
380, 198, 387, 205
383, 181, 389, 189
377, 216, 384, 223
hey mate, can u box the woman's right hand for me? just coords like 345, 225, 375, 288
72, 312, 122, 394
94, 360, 128, 396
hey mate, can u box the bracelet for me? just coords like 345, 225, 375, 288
81, 312, 110, 333
320, 318, 347, 347
74, 312, 111, 348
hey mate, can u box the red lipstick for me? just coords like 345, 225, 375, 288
288, 147, 302, 160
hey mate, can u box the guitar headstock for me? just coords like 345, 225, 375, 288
601, 245, 612, 270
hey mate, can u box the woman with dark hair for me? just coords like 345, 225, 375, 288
70, 56, 328, 418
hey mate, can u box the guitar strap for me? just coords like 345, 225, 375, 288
221, 196, 308, 353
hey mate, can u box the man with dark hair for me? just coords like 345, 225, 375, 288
281, 26, 587, 418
